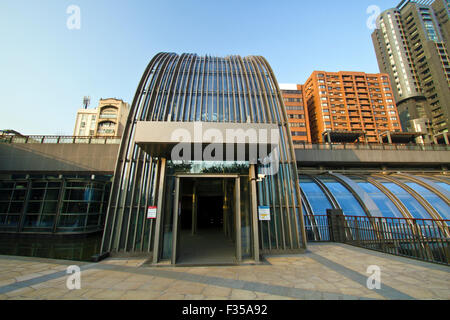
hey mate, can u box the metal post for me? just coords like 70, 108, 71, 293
250, 165, 260, 263
235, 177, 242, 263
171, 177, 180, 265
354, 216, 361, 246
327, 209, 344, 242
152, 157, 167, 264
192, 181, 197, 235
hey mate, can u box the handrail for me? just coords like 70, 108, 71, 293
2, 135, 448, 150
304, 214, 450, 265
305, 214, 450, 223
0, 135, 122, 145
294, 142, 450, 151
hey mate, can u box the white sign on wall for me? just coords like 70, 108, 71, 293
258, 206, 271, 221
147, 206, 157, 219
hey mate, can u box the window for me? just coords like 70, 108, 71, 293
97, 121, 116, 135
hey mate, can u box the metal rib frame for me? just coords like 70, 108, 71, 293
100, 53, 307, 256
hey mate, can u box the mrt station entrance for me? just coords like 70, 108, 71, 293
175, 177, 238, 265
170, 174, 248, 265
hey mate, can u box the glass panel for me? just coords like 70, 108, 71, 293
24, 215, 39, 227
29, 189, 45, 201
399, 179, 450, 220
5, 215, 19, 226
27, 202, 42, 214
58, 215, 87, 228
42, 201, 58, 214
87, 215, 100, 226
45, 189, 60, 201
0, 182, 14, 189
12, 190, 26, 201
40, 215, 56, 228
420, 176, 450, 193
373, 177, 432, 220
9, 202, 24, 214
299, 176, 333, 215
240, 176, 251, 258
62, 202, 88, 214
317, 176, 367, 217
0, 203, 9, 213
350, 176, 403, 218
88, 203, 101, 214
0, 190, 12, 201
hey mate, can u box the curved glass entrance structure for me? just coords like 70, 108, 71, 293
101, 53, 306, 264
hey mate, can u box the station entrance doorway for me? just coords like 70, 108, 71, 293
171, 175, 243, 265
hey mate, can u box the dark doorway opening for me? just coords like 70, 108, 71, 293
177, 178, 236, 265
197, 196, 223, 229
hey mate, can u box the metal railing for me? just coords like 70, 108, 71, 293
294, 142, 450, 151
305, 214, 450, 265
0, 135, 122, 145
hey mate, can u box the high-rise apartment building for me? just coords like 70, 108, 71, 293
432, 0, 450, 44
372, 0, 450, 136
303, 71, 402, 143
73, 98, 130, 137
280, 84, 312, 143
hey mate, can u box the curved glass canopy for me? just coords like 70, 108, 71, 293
300, 174, 449, 221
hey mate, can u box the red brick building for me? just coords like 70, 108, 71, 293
302, 71, 402, 143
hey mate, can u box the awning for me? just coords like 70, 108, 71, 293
322, 130, 366, 143
379, 131, 421, 144
134, 121, 280, 161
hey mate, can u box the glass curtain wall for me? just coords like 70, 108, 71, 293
101, 53, 305, 258
0, 175, 111, 234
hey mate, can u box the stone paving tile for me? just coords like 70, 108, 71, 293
230, 289, 258, 300
165, 280, 207, 295
202, 285, 232, 298
4, 287, 36, 298
90, 289, 127, 300
0, 243, 448, 300
306, 243, 450, 300
184, 294, 205, 300
111, 281, 144, 291
138, 277, 177, 291
119, 289, 162, 300
156, 292, 185, 300
99, 258, 148, 268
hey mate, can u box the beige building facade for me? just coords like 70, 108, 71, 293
73, 98, 129, 137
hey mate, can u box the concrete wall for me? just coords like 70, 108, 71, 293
0, 144, 119, 173
295, 148, 450, 166
1, 142, 448, 173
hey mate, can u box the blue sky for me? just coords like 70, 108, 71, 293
0, 0, 397, 135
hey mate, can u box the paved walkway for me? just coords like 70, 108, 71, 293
0, 243, 448, 300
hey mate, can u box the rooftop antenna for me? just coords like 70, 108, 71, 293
83, 96, 91, 109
